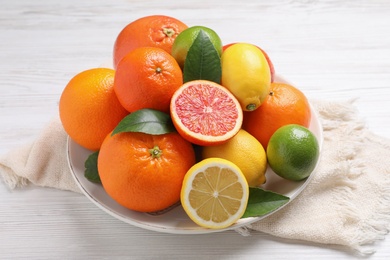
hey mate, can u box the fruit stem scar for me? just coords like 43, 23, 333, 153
162, 27, 175, 37
155, 67, 162, 73
246, 103, 257, 111
269, 91, 274, 96
149, 145, 163, 158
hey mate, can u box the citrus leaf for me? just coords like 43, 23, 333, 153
112, 108, 176, 136
241, 187, 290, 218
183, 29, 222, 84
84, 151, 101, 184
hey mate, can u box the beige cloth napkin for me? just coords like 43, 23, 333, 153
1, 100, 390, 255
0, 114, 80, 193
242, 100, 390, 254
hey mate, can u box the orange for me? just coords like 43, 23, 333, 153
98, 131, 196, 213
113, 15, 188, 68
242, 82, 311, 149
223, 43, 275, 83
114, 47, 183, 113
170, 80, 243, 146
59, 68, 128, 151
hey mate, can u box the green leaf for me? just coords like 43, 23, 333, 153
112, 109, 176, 136
183, 29, 222, 84
241, 187, 290, 218
84, 151, 101, 184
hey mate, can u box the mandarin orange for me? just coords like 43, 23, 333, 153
113, 15, 188, 68
242, 82, 311, 149
98, 131, 196, 213
114, 47, 183, 114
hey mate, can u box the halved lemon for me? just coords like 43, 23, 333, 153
180, 158, 249, 229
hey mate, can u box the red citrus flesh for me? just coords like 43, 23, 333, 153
170, 80, 243, 146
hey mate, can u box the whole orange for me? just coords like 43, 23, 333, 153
114, 47, 183, 113
113, 15, 188, 68
242, 82, 311, 149
59, 68, 128, 151
98, 131, 196, 213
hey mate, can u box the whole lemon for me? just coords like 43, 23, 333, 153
267, 124, 320, 181
221, 43, 271, 111
202, 129, 267, 187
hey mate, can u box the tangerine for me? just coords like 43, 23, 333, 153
114, 47, 183, 113
113, 15, 188, 68
59, 68, 128, 151
98, 131, 196, 213
242, 82, 311, 149
170, 80, 243, 146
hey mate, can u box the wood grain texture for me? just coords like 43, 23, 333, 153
1, 0, 390, 259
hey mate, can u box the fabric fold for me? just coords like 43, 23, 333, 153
0, 116, 80, 193
248, 100, 390, 254
1, 100, 390, 255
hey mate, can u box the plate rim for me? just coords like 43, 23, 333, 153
67, 76, 323, 234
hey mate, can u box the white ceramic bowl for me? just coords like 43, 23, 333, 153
67, 75, 323, 234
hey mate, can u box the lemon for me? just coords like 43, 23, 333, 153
202, 129, 267, 187
180, 158, 249, 229
171, 26, 222, 68
267, 124, 320, 181
221, 43, 271, 111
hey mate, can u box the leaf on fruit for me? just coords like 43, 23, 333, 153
183, 29, 222, 84
112, 108, 176, 136
241, 187, 290, 218
84, 151, 101, 184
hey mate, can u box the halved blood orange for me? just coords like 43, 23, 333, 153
170, 80, 243, 146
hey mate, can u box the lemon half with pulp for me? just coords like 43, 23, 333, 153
180, 158, 249, 229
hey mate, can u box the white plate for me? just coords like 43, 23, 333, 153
67, 76, 323, 234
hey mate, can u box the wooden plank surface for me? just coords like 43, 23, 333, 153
1, 0, 389, 259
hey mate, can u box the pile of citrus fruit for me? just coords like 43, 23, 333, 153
59, 15, 320, 230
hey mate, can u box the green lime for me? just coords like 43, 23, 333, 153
171, 26, 222, 68
267, 124, 319, 181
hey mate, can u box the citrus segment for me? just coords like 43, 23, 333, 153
170, 80, 243, 146
181, 158, 249, 229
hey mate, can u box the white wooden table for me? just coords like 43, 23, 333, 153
1, 0, 390, 259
